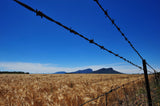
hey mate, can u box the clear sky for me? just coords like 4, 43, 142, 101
0, 0, 160, 73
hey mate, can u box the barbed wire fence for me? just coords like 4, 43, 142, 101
13, 0, 159, 106
80, 77, 145, 106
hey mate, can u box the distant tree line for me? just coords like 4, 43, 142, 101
0, 71, 29, 74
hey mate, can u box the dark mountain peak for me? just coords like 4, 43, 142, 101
92, 68, 122, 74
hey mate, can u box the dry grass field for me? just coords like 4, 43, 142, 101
0, 74, 148, 106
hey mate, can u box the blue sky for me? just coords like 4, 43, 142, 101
0, 0, 160, 73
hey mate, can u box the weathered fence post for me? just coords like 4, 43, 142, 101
143, 59, 152, 106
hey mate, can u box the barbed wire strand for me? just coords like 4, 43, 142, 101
93, 0, 143, 60
80, 77, 144, 106
93, 0, 158, 73
14, 0, 142, 70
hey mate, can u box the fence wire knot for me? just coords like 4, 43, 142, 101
100, 46, 104, 49
36, 10, 43, 18
104, 11, 108, 16
89, 39, 94, 43
111, 19, 114, 24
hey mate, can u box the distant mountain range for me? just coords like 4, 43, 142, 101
54, 68, 122, 74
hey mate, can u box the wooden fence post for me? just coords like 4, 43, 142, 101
143, 59, 152, 106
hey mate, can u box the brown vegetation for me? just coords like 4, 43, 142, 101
0, 74, 148, 105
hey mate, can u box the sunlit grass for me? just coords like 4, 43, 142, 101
0, 74, 148, 105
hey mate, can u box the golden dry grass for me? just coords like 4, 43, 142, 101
0, 74, 146, 106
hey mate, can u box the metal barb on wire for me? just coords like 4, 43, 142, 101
93, 0, 144, 60
14, 0, 142, 70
